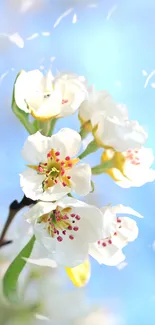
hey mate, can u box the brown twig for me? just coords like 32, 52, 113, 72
0, 195, 35, 248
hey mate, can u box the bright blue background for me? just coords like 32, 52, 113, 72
0, 1, 155, 324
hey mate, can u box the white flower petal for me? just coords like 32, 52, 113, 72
20, 169, 70, 201
14, 69, 44, 113
53, 128, 81, 158
116, 168, 155, 188
24, 257, 57, 267
69, 164, 92, 196
20, 169, 44, 200
92, 113, 147, 152
117, 217, 139, 242
89, 242, 126, 266
64, 199, 103, 243
24, 201, 56, 223
110, 204, 143, 218
28, 87, 62, 119
34, 221, 88, 267
54, 73, 87, 116
114, 147, 155, 188
21, 131, 52, 164
79, 88, 128, 123
25, 197, 103, 267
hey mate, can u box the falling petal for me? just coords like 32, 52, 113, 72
26, 33, 39, 40
9, 33, 24, 48
106, 5, 117, 21
72, 13, 77, 24
142, 70, 148, 76
53, 8, 73, 28
0, 71, 9, 84
0, 33, 24, 49
144, 70, 155, 88
50, 56, 56, 62
151, 82, 155, 88
41, 31, 50, 36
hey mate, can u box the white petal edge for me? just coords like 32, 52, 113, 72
110, 204, 143, 218
69, 164, 92, 196
21, 131, 52, 164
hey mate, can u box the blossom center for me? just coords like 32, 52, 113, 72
27, 149, 79, 192
38, 206, 81, 242
97, 218, 122, 248
125, 149, 140, 166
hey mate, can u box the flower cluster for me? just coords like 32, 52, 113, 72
3, 68, 155, 290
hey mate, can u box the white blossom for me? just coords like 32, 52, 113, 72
89, 204, 142, 266
25, 196, 103, 267
14, 69, 87, 120
79, 88, 147, 151
102, 147, 155, 187
20, 128, 92, 201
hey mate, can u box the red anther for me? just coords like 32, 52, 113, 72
57, 236, 63, 242
65, 156, 70, 161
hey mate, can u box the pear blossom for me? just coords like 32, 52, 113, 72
101, 147, 155, 188
14, 69, 87, 120
79, 88, 128, 127
20, 128, 92, 201
24, 196, 103, 267
91, 113, 147, 152
79, 88, 147, 151
89, 204, 142, 266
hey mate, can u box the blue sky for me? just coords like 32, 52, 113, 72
0, 1, 155, 324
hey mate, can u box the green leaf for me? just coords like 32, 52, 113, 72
12, 72, 36, 134
91, 160, 114, 175
3, 236, 35, 303
78, 140, 98, 160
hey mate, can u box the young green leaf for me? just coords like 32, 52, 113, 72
3, 235, 35, 303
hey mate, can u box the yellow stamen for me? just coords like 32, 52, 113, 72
26, 164, 38, 171
62, 207, 72, 214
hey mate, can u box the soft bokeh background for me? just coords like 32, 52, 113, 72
0, 0, 155, 324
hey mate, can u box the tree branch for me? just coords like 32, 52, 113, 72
0, 195, 35, 248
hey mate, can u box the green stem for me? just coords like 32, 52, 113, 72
38, 118, 57, 136
79, 126, 89, 139
49, 118, 57, 136
91, 160, 114, 175
78, 140, 98, 160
